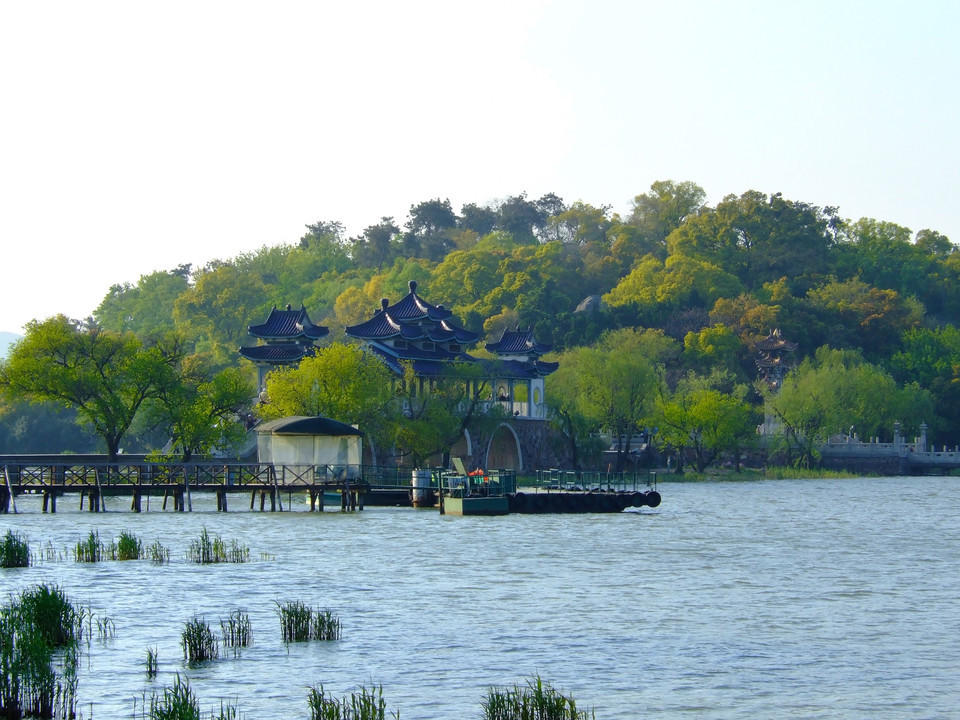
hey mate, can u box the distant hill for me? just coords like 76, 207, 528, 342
1, 331, 21, 359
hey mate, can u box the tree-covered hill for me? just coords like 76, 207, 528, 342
4, 181, 960, 455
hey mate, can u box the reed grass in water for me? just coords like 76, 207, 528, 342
0, 584, 81, 719
144, 674, 240, 720
1, 529, 30, 568
277, 601, 341, 643
74, 529, 105, 563
181, 618, 218, 664
187, 528, 249, 564
112, 530, 144, 561
219, 610, 252, 654
481, 675, 594, 720
307, 684, 398, 720
148, 540, 171, 565
146, 646, 159, 678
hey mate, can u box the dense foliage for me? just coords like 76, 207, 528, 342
2, 181, 957, 464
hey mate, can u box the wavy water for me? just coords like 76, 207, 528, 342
2, 476, 959, 719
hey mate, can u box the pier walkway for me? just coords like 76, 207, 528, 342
0, 456, 414, 513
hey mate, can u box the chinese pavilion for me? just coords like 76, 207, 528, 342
345, 281, 557, 420
239, 304, 329, 389
755, 328, 797, 390
485, 327, 558, 420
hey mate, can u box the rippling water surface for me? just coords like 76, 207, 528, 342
3, 476, 959, 719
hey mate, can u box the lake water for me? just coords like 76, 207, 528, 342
2, 476, 959, 719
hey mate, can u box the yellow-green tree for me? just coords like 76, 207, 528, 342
0, 316, 183, 461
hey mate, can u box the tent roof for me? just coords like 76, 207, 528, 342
256, 415, 363, 436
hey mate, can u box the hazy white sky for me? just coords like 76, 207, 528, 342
1, 0, 957, 334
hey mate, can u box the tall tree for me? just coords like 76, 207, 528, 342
140, 354, 255, 461
628, 179, 706, 256
259, 343, 398, 455
668, 191, 836, 290
406, 198, 458, 261
0, 317, 182, 460
765, 347, 934, 467
349, 217, 401, 272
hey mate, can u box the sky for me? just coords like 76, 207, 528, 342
1, 0, 957, 334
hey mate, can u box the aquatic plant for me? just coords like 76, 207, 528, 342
307, 684, 398, 720
0, 529, 30, 568
147, 540, 171, 565
0, 584, 81, 719
149, 674, 201, 720
481, 675, 594, 720
74, 529, 105, 563
277, 601, 341, 643
180, 618, 218, 665
113, 530, 144, 561
146, 674, 240, 720
187, 528, 249, 564
219, 610, 251, 653
146, 646, 159, 678
96, 614, 116, 640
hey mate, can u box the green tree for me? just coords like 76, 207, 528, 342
889, 325, 960, 442
0, 317, 182, 460
259, 343, 398, 455
548, 329, 672, 471
406, 198, 458, 261
683, 324, 745, 379
173, 261, 271, 366
668, 190, 836, 290
349, 217, 401, 272
805, 277, 924, 357
392, 361, 501, 468
627, 179, 706, 257
140, 353, 255, 461
95, 267, 190, 336
546, 346, 610, 470
652, 372, 757, 473
765, 347, 934, 467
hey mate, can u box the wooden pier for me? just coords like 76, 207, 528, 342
0, 457, 382, 514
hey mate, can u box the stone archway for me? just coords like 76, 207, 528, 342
486, 423, 522, 470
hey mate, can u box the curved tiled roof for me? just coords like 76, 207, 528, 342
238, 344, 315, 363
485, 327, 552, 356
345, 280, 478, 344
248, 304, 329, 341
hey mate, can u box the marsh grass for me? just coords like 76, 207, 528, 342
96, 614, 116, 640
482, 675, 594, 720
144, 674, 240, 720
219, 610, 252, 654
187, 528, 249, 564
148, 540, 171, 565
149, 674, 201, 720
112, 530, 144, 561
146, 646, 159, 678
1, 529, 30, 568
74, 530, 105, 563
0, 584, 81, 719
181, 618, 218, 665
277, 601, 341, 643
307, 684, 398, 720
